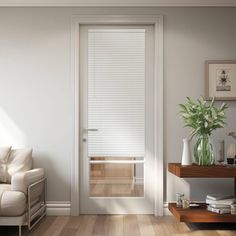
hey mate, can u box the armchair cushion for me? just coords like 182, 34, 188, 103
7, 148, 33, 183
0, 146, 11, 183
0, 184, 26, 216
11, 168, 44, 194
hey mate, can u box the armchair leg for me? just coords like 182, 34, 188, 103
19, 225, 22, 236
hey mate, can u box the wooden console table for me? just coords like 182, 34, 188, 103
168, 163, 236, 222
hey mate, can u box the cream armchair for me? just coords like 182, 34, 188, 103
0, 147, 46, 236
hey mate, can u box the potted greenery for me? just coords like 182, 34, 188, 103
179, 97, 227, 166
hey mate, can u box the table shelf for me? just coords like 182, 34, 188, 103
168, 163, 236, 223
168, 203, 236, 223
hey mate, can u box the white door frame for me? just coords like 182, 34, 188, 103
70, 15, 164, 216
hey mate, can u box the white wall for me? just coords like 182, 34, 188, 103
0, 7, 236, 203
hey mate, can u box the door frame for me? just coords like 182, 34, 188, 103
71, 15, 164, 216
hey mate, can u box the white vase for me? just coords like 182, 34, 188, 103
181, 138, 192, 165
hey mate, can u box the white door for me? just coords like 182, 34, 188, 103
79, 25, 155, 214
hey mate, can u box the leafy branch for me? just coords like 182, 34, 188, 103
179, 97, 227, 139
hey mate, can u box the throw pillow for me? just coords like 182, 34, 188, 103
7, 148, 33, 183
0, 146, 12, 182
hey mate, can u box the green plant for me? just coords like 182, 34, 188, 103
179, 97, 227, 165
179, 97, 227, 139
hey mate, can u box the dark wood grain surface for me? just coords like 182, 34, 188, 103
168, 163, 236, 178
168, 203, 236, 223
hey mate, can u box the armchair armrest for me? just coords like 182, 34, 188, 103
11, 168, 45, 194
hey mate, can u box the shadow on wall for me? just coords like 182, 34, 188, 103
186, 178, 234, 202
33, 153, 69, 201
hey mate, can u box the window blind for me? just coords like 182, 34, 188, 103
88, 29, 145, 157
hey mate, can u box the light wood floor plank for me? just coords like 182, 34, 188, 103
59, 228, 77, 236
59, 217, 82, 236
29, 216, 57, 236
2, 215, 236, 236
215, 230, 236, 235
63, 216, 83, 229
41, 216, 69, 236
151, 215, 190, 235
75, 215, 97, 236
124, 215, 141, 236
91, 215, 109, 236
137, 215, 156, 236
107, 215, 124, 236
150, 216, 168, 235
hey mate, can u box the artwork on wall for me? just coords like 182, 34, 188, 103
205, 60, 236, 100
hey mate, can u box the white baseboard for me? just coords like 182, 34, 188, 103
46, 201, 170, 216
163, 202, 171, 216
46, 201, 71, 216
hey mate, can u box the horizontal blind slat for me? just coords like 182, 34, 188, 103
88, 29, 145, 157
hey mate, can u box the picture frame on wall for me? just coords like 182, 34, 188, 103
205, 60, 236, 101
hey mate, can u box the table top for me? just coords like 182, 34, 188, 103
168, 163, 236, 178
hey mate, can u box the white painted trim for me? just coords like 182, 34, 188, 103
0, 202, 168, 217
0, 1, 236, 7
163, 202, 171, 216
46, 202, 71, 216
71, 15, 164, 216
89, 160, 145, 164
154, 15, 164, 217
70, 16, 80, 216
47, 202, 170, 216
134, 177, 144, 185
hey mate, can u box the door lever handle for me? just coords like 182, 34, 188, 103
84, 128, 99, 132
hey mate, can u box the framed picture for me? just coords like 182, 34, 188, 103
205, 60, 236, 100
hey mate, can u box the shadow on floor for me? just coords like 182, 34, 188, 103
0, 226, 29, 236
187, 223, 236, 231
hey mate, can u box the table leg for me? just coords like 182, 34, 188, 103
234, 178, 236, 197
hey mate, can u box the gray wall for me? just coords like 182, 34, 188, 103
0, 7, 236, 203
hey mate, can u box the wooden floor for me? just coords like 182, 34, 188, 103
90, 183, 144, 197
1, 215, 236, 236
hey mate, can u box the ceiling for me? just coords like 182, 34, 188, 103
0, 0, 236, 7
